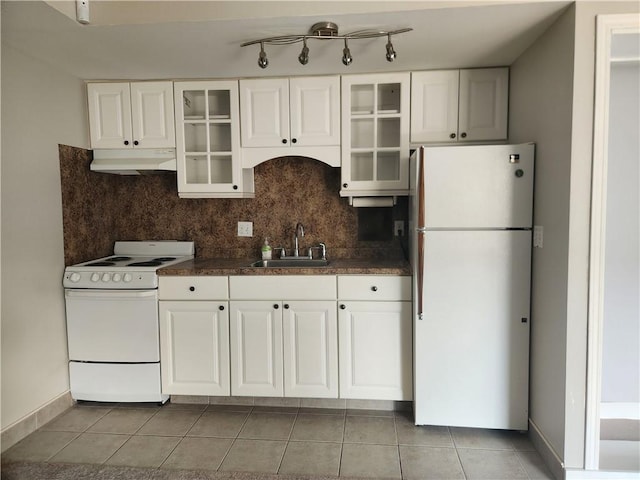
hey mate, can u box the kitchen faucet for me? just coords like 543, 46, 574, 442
293, 223, 304, 257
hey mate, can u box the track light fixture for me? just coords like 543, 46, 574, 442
298, 38, 309, 65
241, 21, 411, 69
385, 34, 396, 62
258, 42, 268, 69
342, 39, 353, 66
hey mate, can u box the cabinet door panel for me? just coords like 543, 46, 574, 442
338, 301, 412, 400
159, 301, 230, 396
410, 71, 459, 143
290, 77, 340, 146
458, 68, 508, 141
130, 82, 175, 148
240, 78, 289, 147
283, 301, 338, 398
230, 301, 283, 396
88, 83, 132, 148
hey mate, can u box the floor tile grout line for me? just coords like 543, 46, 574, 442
43, 431, 82, 463
213, 405, 253, 472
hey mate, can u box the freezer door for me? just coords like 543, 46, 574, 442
423, 144, 534, 229
414, 230, 531, 430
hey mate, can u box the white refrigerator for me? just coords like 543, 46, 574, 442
409, 143, 534, 430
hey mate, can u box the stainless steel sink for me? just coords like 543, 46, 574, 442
248, 259, 329, 268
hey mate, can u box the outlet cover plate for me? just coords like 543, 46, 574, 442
238, 221, 253, 237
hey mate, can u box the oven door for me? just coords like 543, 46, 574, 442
65, 289, 159, 362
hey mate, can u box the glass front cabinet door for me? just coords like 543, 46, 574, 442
174, 81, 254, 198
340, 73, 410, 199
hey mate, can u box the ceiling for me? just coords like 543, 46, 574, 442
1, 1, 572, 80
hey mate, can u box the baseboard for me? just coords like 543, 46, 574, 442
600, 402, 640, 420
565, 468, 640, 479
1, 391, 73, 453
528, 418, 565, 480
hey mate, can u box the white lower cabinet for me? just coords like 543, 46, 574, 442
158, 276, 230, 396
228, 276, 338, 398
337, 276, 413, 401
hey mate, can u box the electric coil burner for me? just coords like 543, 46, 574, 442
62, 241, 194, 403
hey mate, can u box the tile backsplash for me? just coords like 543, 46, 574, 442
59, 145, 407, 265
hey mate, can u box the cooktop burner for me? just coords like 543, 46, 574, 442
153, 257, 176, 262
86, 261, 117, 266
127, 261, 163, 267
106, 256, 133, 262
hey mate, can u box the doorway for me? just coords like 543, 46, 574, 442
586, 13, 640, 474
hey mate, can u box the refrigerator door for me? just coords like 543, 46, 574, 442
414, 230, 531, 430
423, 143, 534, 229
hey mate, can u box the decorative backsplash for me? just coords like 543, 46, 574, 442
59, 145, 408, 266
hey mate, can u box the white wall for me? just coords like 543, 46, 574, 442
602, 60, 640, 403
510, 0, 640, 471
0, 44, 88, 430
509, 5, 575, 464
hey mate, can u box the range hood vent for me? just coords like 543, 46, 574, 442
91, 148, 177, 175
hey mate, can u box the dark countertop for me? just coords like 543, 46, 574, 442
158, 257, 412, 276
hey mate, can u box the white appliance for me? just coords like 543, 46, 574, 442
409, 144, 534, 430
63, 241, 194, 403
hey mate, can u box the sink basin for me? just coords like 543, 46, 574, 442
249, 259, 329, 268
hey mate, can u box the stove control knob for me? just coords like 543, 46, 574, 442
69, 273, 81, 283
90, 273, 100, 282
112, 273, 122, 282
123, 273, 133, 283
101, 273, 111, 282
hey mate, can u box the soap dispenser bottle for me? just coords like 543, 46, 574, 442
261, 238, 272, 260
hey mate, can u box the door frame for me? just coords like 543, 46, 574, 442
585, 13, 640, 471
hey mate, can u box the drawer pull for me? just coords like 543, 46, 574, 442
284, 304, 290, 309
219, 305, 225, 311
371, 286, 378, 292
340, 304, 346, 310
189, 286, 195, 292
274, 304, 279, 309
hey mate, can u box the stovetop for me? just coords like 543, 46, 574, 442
63, 241, 194, 289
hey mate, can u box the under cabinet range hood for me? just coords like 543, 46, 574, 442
90, 148, 177, 175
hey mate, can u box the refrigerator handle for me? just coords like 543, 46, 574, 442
416, 149, 426, 320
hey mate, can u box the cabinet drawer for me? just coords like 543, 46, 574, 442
159, 276, 229, 300
229, 275, 336, 300
338, 276, 411, 301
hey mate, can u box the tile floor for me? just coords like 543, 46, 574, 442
2, 402, 555, 479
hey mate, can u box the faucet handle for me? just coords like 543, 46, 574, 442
318, 243, 327, 260
274, 247, 286, 259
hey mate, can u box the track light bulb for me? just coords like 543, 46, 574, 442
258, 43, 268, 69
385, 35, 396, 62
298, 38, 309, 65
342, 39, 353, 66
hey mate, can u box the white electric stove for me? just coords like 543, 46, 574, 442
63, 241, 194, 403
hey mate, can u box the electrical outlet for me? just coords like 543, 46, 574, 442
394, 220, 405, 236
533, 225, 543, 248
237, 221, 253, 237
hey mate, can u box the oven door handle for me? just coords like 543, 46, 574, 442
65, 289, 157, 299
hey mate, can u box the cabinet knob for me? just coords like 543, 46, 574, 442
189, 286, 195, 292
284, 304, 289, 309
133, 140, 139, 146
371, 286, 378, 292
282, 139, 288, 144
219, 305, 225, 311
274, 304, 279, 309
340, 304, 346, 310
460, 132, 467, 138
233, 185, 238, 190
449, 133, 456, 139
291, 138, 297, 144
343, 183, 348, 188
124, 140, 130, 146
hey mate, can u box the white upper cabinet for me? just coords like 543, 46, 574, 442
239, 76, 341, 167
173, 80, 253, 198
410, 68, 508, 144
341, 73, 410, 198
88, 81, 175, 149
